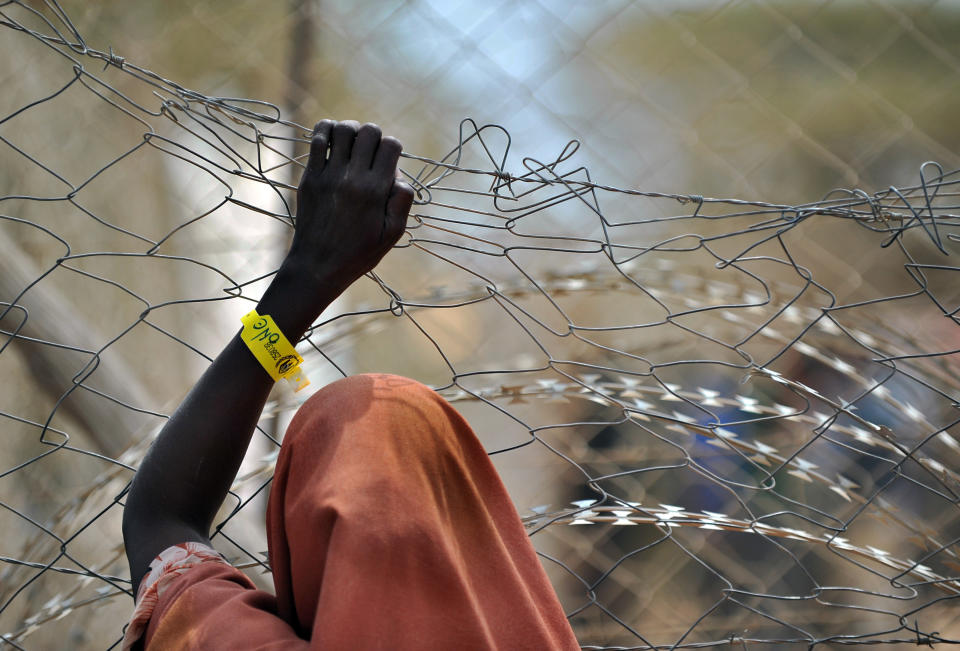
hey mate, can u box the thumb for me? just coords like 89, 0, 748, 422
385, 179, 414, 240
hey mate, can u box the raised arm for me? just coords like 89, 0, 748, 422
122, 120, 414, 596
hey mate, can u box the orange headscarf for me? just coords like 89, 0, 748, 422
139, 374, 579, 650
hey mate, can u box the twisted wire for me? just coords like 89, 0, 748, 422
1, 1, 959, 648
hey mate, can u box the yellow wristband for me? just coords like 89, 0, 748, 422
240, 309, 309, 392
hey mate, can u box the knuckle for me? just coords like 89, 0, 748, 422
359, 122, 381, 137
340, 171, 366, 195
380, 136, 402, 152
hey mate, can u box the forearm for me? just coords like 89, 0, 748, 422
122, 263, 334, 591
121, 119, 413, 596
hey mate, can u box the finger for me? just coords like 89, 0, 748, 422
305, 120, 334, 177
372, 136, 403, 180
329, 120, 359, 166
385, 180, 415, 242
350, 123, 382, 171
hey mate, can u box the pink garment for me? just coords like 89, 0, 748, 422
122, 542, 229, 649
126, 374, 579, 650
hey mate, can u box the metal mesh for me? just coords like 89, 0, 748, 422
2, 1, 959, 648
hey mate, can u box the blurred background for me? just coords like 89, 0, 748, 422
2, 0, 960, 648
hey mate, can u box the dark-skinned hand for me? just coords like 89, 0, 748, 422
123, 120, 414, 597
285, 119, 414, 306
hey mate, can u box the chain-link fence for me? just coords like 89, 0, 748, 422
2, 0, 960, 648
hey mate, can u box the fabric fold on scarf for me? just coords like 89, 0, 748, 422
132, 373, 579, 650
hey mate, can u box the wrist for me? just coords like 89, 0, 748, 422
256, 261, 337, 340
